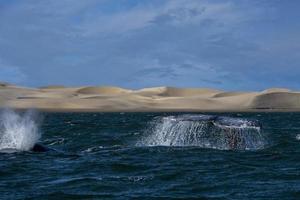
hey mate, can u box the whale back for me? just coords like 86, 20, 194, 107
31, 143, 50, 152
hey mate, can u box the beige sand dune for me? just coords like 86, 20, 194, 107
17, 92, 75, 99
261, 88, 291, 93
212, 92, 249, 98
134, 87, 167, 97
135, 87, 220, 97
39, 85, 66, 89
0, 82, 10, 88
77, 86, 131, 95
250, 92, 300, 109
158, 87, 221, 97
1, 83, 300, 112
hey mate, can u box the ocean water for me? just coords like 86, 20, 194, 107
0, 110, 300, 199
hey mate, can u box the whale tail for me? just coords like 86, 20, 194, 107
138, 114, 267, 150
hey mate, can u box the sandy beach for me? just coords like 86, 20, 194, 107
1, 82, 300, 112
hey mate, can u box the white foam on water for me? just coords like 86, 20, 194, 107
137, 115, 267, 150
296, 134, 300, 140
0, 109, 41, 151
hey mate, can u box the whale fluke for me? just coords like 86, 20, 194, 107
138, 114, 267, 150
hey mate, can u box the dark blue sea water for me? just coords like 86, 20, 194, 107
1, 111, 300, 199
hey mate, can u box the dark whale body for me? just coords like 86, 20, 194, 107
31, 143, 51, 152
0, 143, 51, 153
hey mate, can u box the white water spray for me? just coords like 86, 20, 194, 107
138, 115, 267, 150
0, 109, 41, 151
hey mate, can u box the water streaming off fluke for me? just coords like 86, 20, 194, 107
138, 114, 268, 150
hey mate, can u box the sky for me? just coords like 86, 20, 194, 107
0, 0, 299, 90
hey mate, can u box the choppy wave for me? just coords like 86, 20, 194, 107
0, 109, 41, 152
138, 114, 267, 150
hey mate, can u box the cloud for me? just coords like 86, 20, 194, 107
76, 0, 260, 36
0, 0, 299, 90
124, 58, 225, 88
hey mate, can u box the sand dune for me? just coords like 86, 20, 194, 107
0, 82, 9, 88
212, 92, 249, 98
135, 87, 220, 98
77, 86, 131, 95
1, 83, 300, 112
157, 87, 221, 97
39, 85, 66, 89
134, 87, 167, 97
0, 82, 17, 89
262, 88, 291, 93
250, 92, 300, 109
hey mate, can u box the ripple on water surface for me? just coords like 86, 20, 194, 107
1, 111, 300, 199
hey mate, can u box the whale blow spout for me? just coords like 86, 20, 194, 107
138, 114, 267, 150
0, 109, 42, 152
